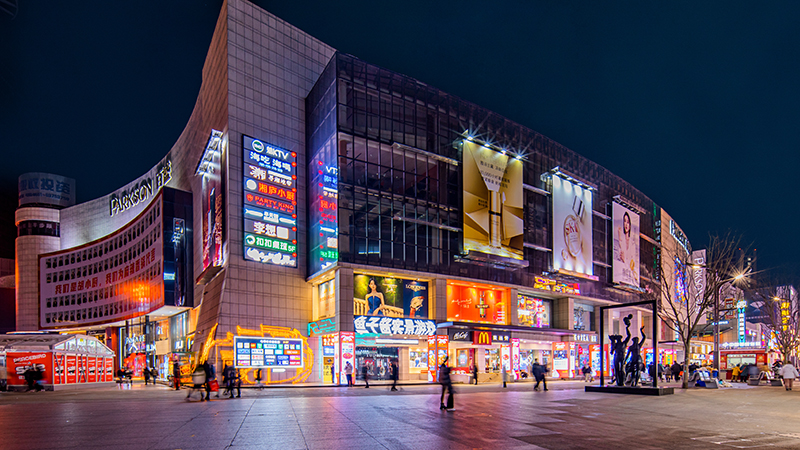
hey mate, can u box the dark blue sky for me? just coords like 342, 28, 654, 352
1, 1, 798, 278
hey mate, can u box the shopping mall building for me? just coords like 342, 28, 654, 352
14, 0, 698, 384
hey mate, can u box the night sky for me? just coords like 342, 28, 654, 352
2, 1, 798, 280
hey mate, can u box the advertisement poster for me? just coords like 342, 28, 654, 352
612, 202, 640, 287
66, 355, 77, 384
87, 357, 96, 383
6, 352, 52, 386
201, 132, 225, 270
551, 174, 593, 277
447, 284, 508, 325
353, 275, 428, 318
340, 332, 355, 383
517, 294, 551, 328
590, 344, 601, 377
318, 279, 336, 320
462, 140, 524, 260
551, 342, 570, 378
53, 353, 65, 384
105, 358, 113, 382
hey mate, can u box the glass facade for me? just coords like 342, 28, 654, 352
307, 53, 664, 302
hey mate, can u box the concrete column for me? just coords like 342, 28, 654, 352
509, 288, 519, 326
433, 278, 447, 321
399, 346, 409, 381
336, 267, 354, 332
476, 348, 486, 372
553, 297, 574, 330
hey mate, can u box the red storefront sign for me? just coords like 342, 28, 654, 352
473, 330, 493, 346
66, 355, 77, 384
6, 352, 53, 386
87, 357, 97, 383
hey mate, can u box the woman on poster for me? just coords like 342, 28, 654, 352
365, 278, 386, 315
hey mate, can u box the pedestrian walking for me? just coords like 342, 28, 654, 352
173, 361, 181, 390
390, 360, 399, 391
362, 363, 370, 388
330, 364, 336, 384
670, 362, 682, 382
0, 363, 7, 392
201, 361, 212, 401
228, 367, 241, 398
439, 357, 453, 410
502, 365, 508, 388
345, 361, 354, 387
255, 368, 264, 390
779, 362, 799, 391
582, 363, 593, 382
143, 367, 151, 386
186, 365, 206, 401
531, 359, 548, 391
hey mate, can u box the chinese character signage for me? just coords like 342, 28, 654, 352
18, 172, 76, 208
242, 135, 297, 267
354, 316, 437, 336
612, 202, 640, 287
517, 294, 551, 328
552, 174, 593, 277
462, 140, 524, 260
233, 336, 303, 368
353, 275, 428, 318
532, 277, 580, 295
309, 137, 339, 275
446, 283, 509, 325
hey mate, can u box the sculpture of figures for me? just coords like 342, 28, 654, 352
610, 314, 633, 387
625, 326, 647, 387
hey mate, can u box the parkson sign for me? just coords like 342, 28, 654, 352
109, 160, 172, 217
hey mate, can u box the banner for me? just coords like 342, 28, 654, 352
552, 174, 593, 277
353, 275, 428, 318
6, 352, 53, 386
462, 140, 524, 260
354, 316, 436, 336
612, 202, 640, 287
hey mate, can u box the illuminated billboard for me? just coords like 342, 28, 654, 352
462, 140, 524, 260
242, 135, 298, 267
612, 202, 639, 287
353, 275, 428, 318
552, 174, 593, 277
446, 282, 509, 325
18, 172, 76, 208
309, 135, 339, 275
233, 336, 304, 368
199, 130, 225, 270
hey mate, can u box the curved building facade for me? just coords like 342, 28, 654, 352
17, 0, 691, 382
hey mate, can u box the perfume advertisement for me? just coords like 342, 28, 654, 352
612, 202, 640, 287
552, 174, 593, 277
462, 140, 524, 260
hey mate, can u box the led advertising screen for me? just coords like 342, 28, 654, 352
446, 283, 509, 325
612, 202, 640, 287
242, 135, 298, 267
552, 174, 593, 277
353, 275, 428, 318
517, 294, 551, 328
233, 336, 303, 369
309, 135, 339, 275
462, 140, 524, 260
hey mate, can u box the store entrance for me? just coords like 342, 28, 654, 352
355, 347, 399, 381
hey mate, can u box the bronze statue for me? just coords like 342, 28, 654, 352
625, 326, 647, 387
610, 314, 633, 386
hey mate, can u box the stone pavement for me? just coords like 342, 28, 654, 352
1, 380, 800, 449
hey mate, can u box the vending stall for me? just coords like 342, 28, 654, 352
0, 333, 114, 390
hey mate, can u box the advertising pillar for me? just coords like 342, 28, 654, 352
340, 331, 355, 385
427, 335, 449, 382
511, 338, 521, 380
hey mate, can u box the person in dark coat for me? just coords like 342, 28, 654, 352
531, 359, 548, 391
143, 367, 151, 385
173, 361, 181, 390
362, 364, 370, 388
472, 363, 479, 385
670, 362, 682, 382
390, 360, 399, 391
439, 357, 453, 410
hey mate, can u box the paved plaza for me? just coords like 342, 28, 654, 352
2, 381, 800, 450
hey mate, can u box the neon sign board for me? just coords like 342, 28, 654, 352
309, 144, 338, 274
242, 135, 297, 268
233, 336, 303, 368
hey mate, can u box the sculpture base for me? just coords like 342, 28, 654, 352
585, 385, 674, 396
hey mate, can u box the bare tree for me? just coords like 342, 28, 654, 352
650, 232, 747, 389
750, 283, 800, 366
